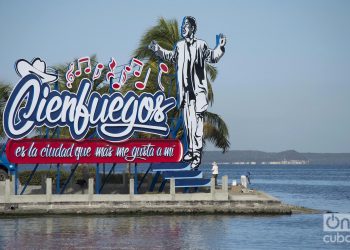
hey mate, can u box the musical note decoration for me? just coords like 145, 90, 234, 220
75, 56, 91, 77
93, 63, 104, 81
64, 56, 168, 93
135, 68, 151, 90
65, 62, 75, 89
125, 58, 144, 77
157, 62, 169, 91
106, 58, 122, 90
119, 68, 128, 86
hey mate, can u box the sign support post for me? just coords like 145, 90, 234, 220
95, 163, 100, 194
14, 165, 18, 195
134, 163, 138, 194
56, 164, 60, 194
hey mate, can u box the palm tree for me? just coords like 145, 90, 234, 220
131, 17, 230, 152
0, 81, 12, 138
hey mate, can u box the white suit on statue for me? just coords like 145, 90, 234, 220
155, 37, 225, 159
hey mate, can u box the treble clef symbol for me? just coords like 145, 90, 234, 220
65, 62, 75, 89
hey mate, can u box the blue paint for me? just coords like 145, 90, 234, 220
14, 165, 18, 195
95, 163, 100, 194
99, 163, 117, 193
60, 163, 78, 194
20, 164, 39, 195
149, 171, 160, 192
137, 163, 152, 192
134, 163, 138, 194
56, 164, 60, 194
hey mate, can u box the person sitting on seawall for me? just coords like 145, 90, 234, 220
211, 161, 219, 186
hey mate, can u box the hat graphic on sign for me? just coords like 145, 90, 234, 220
15, 58, 58, 83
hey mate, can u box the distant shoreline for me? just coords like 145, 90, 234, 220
202, 162, 350, 166
202, 150, 350, 166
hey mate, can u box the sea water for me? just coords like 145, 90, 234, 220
0, 165, 349, 249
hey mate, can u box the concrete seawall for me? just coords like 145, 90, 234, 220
0, 200, 291, 215
0, 177, 307, 216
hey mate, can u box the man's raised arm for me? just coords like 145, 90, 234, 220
148, 40, 177, 63
204, 33, 227, 63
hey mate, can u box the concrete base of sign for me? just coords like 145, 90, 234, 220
0, 177, 319, 215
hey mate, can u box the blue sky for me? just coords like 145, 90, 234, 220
0, 0, 349, 153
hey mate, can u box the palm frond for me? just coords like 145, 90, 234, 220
203, 124, 230, 152
203, 111, 230, 152
206, 64, 217, 82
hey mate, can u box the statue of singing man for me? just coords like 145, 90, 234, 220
149, 16, 226, 170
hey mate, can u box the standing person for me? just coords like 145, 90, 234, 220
211, 161, 219, 186
246, 171, 251, 184
149, 16, 226, 170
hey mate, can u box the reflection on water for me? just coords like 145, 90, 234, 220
0, 214, 338, 249
0, 215, 230, 249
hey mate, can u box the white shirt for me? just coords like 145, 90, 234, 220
212, 164, 219, 175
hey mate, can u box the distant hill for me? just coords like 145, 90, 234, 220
202, 150, 350, 165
